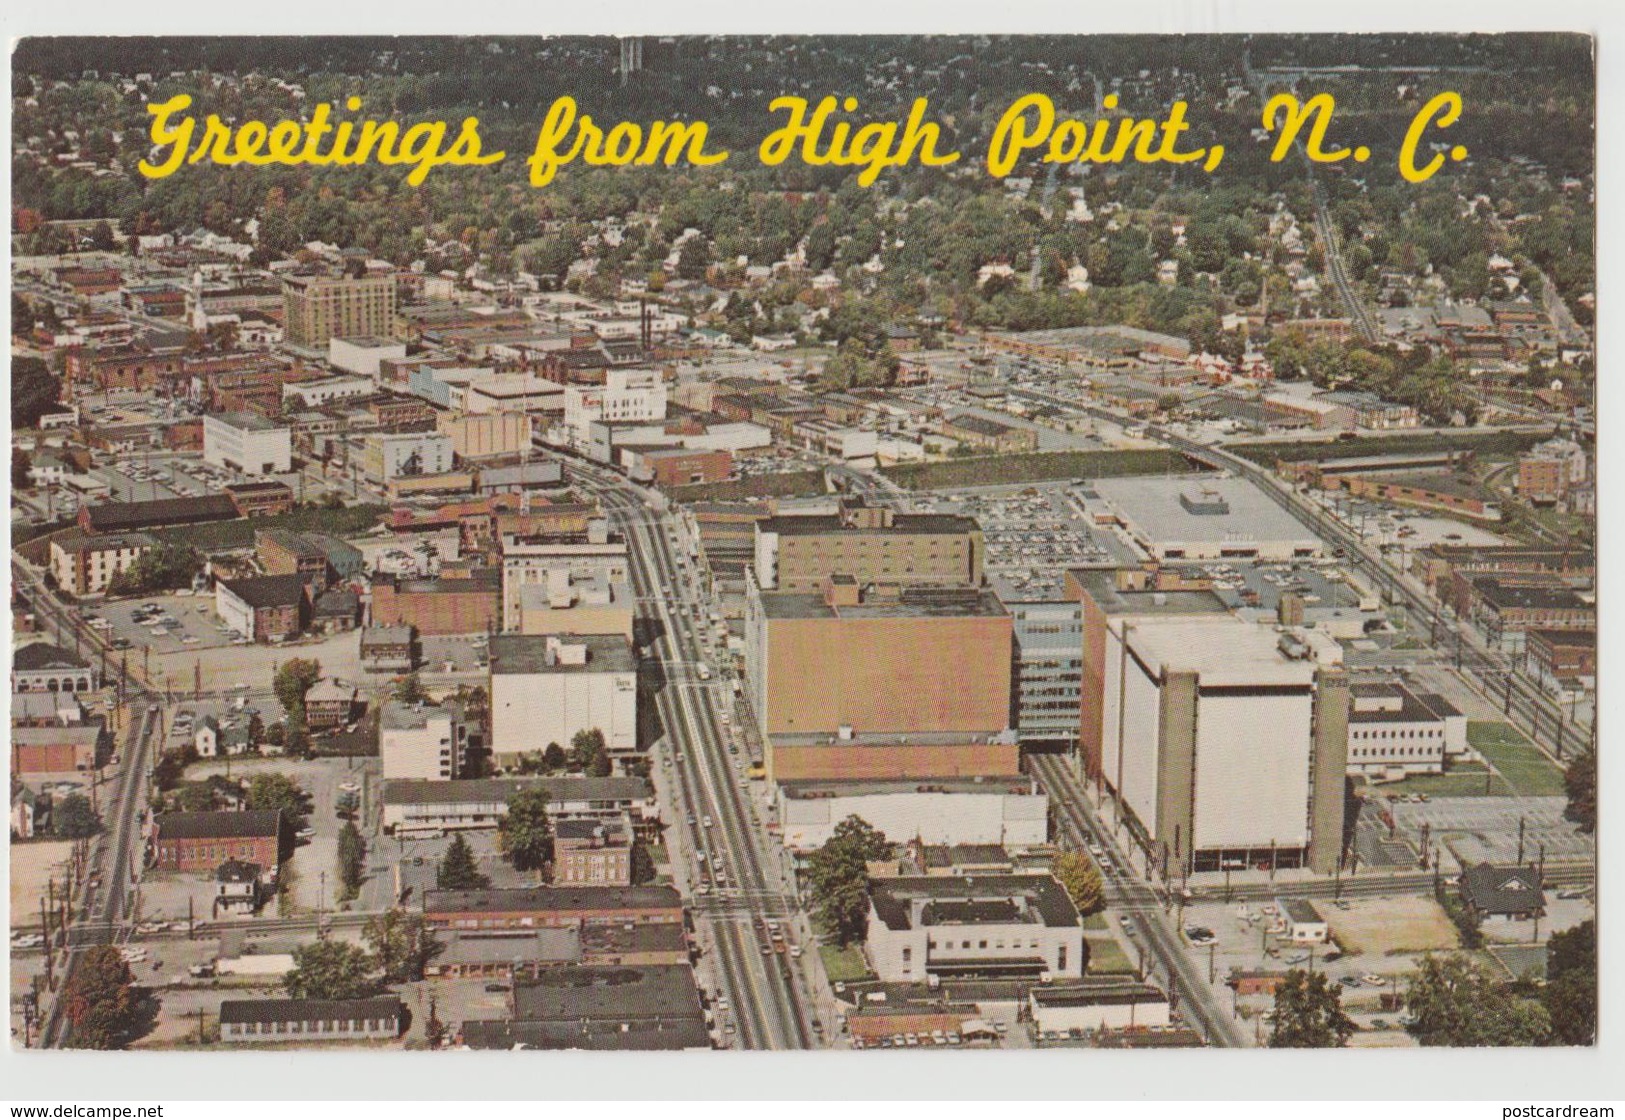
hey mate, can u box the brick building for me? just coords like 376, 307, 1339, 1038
422, 886, 683, 931
553, 815, 635, 886
151, 810, 284, 873
215, 573, 310, 642
369, 570, 502, 635
48, 529, 157, 597
12, 725, 108, 776
226, 481, 296, 518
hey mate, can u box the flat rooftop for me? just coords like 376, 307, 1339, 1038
487, 632, 636, 674
1125, 618, 1334, 685
759, 587, 1007, 621
779, 777, 1034, 798
1091, 475, 1320, 550
208, 410, 284, 433
1066, 569, 1231, 617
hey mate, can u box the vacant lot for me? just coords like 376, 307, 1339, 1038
819, 943, 874, 984
669, 470, 827, 503
150, 504, 388, 553
1327, 895, 1459, 956
1085, 936, 1135, 975
1469, 721, 1566, 797
10, 840, 74, 930
881, 448, 1200, 491
1227, 430, 1545, 468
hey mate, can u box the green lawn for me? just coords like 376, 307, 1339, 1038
1470, 721, 1567, 797
1366, 764, 1512, 800
819, 943, 875, 984
1082, 911, 1110, 932
1085, 936, 1136, 976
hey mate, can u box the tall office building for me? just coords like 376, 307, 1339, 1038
282, 274, 397, 350
1068, 569, 1349, 876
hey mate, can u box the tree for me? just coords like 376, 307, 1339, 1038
175, 783, 216, 812
571, 727, 607, 775
363, 909, 437, 984
498, 785, 553, 873
1051, 851, 1106, 917
805, 815, 889, 947
1563, 744, 1595, 834
12, 355, 63, 429
437, 832, 490, 890
1405, 953, 1553, 1046
13, 447, 32, 492
675, 237, 712, 280
52, 792, 102, 839
337, 820, 366, 899
392, 672, 428, 705
1544, 920, 1596, 1046
106, 542, 202, 597
284, 939, 377, 1001
272, 659, 323, 731
62, 944, 137, 1050
246, 772, 306, 829
542, 742, 566, 772
1269, 969, 1356, 1048
630, 841, 656, 885
1155, 392, 1183, 415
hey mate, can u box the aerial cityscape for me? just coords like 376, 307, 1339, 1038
7, 34, 1597, 1054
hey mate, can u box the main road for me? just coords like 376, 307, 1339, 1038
1029, 752, 1248, 1047
567, 461, 817, 1050
16, 558, 163, 1047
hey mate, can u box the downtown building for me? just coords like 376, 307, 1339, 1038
282, 273, 397, 351
1067, 569, 1349, 876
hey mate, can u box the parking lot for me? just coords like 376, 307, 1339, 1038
85, 589, 228, 658
934, 483, 1132, 600
1392, 795, 1595, 867
1178, 892, 1439, 1046
153, 754, 383, 916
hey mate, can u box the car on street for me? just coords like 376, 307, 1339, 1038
1361, 974, 1386, 987
1339, 976, 1361, 988
484, 983, 510, 993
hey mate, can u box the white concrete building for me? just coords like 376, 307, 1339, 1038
203, 411, 292, 475
49, 529, 155, 597
775, 779, 1047, 851
1096, 617, 1349, 875
865, 875, 1084, 983
1029, 983, 1171, 1034
329, 335, 407, 378
562, 369, 667, 449
360, 431, 455, 483
380, 776, 656, 836
282, 374, 373, 409
1345, 681, 1467, 778
1087, 476, 1323, 562
500, 522, 629, 630
488, 633, 638, 763
380, 700, 468, 781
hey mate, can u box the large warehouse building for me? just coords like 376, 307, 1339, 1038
1086, 475, 1322, 562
